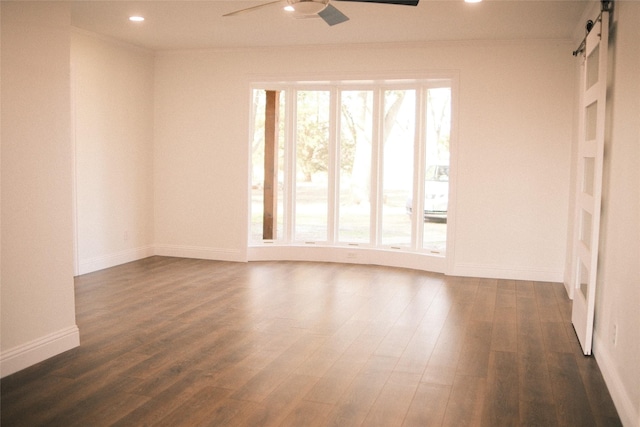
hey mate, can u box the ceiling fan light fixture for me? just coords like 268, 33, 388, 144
285, 0, 330, 15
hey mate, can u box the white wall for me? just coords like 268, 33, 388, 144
591, 2, 640, 425
72, 30, 155, 274
1, 2, 79, 377
154, 40, 575, 281
153, 51, 251, 261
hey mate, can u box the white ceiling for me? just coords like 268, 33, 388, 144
70, 0, 591, 51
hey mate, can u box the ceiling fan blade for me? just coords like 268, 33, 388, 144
318, 4, 350, 26
223, 0, 283, 17
334, 0, 418, 5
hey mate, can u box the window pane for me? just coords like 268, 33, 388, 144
583, 157, 595, 196
338, 90, 373, 244
586, 44, 599, 91
579, 260, 589, 299
580, 209, 592, 250
276, 95, 285, 239
295, 90, 330, 242
250, 90, 266, 241
381, 89, 415, 247
585, 101, 597, 141
422, 87, 451, 253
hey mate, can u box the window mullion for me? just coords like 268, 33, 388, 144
285, 88, 296, 243
413, 87, 427, 250
370, 88, 383, 247
327, 87, 339, 244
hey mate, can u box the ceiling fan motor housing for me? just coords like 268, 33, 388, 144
286, 0, 330, 15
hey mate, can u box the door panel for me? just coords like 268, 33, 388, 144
570, 9, 610, 355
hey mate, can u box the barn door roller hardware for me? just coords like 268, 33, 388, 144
572, 0, 613, 57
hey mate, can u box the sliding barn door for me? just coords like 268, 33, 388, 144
571, 9, 610, 356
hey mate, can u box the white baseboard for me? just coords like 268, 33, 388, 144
593, 334, 639, 427
450, 262, 563, 282
248, 245, 446, 273
0, 325, 80, 378
154, 244, 245, 262
78, 245, 155, 275
77, 245, 245, 276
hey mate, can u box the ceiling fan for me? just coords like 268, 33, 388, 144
223, 0, 419, 26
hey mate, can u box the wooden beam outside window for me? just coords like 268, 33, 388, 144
262, 90, 279, 240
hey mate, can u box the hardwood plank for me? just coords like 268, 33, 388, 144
481, 351, 519, 427
421, 302, 472, 385
469, 283, 497, 322
393, 325, 441, 375
323, 355, 398, 426
394, 286, 453, 375
441, 374, 486, 427
230, 332, 326, 402
392, 277, 442, 330
280, 400, 332, 427
518, 353, 554, 405
304, 332, 383, 404
363, 371, 421, 427
0, 348, 80, 395
0, 374, 76, 422
74, 392, 151, 426
490, 317, 517, 352
546, 351, 597, 427
519, 401, 558, 427
237, 374, 319, 426
515, 280, 535, 298
39, 374, 143, 426
456, 320, 493, 378
403, 382, 450, 427
207, 331, 300, 390
112, 370, 217, 426
533, 281, 563, 322
552, 281, 573, 323
540, 320, 575, 353
494, 286, 516, 318
374, 326, 416, 358
154, 385, 234, 426
575, 355, 623, 426
496, 279, 516, 291
516, 295, 545, 354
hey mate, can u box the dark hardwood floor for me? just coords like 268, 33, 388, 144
1, 256, 621, 426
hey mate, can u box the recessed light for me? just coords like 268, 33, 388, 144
465, 0, 482, 3
284, 5, 295, 12
129, 16, 145, 22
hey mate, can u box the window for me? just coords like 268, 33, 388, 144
250, 79, 453, 255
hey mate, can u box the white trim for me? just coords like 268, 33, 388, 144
451, 262, 563, 282
593, 333, 639, 427
157, 38, 574, 56
444, 76, 460, 277
77, 245, 155, 275
0, 326, 80, 378
70, 27, 154, 56
154, 244, 246, 262
71, 57, 80, 277
247, 77, 458, 269
249, 245, 446, 273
